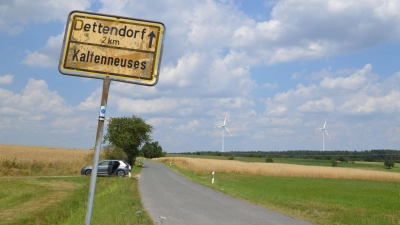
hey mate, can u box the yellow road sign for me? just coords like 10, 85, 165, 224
59, 11, 165, 86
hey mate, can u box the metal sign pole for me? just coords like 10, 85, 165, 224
58, 11, 165, 223
85, 77, 111, 225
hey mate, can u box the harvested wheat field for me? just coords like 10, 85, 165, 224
0, 144, 94, 176
159, 157, 400, 182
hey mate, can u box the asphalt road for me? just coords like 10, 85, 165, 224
139, 160, 314, 225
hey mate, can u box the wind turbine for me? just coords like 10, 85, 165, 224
215, 114, 231, 152
316, 118, 329, 151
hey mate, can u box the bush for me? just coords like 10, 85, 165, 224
228, 155, 235, 160
265, 157, 274, 163
1, 158, 20, 169
384, 160, 395, 169
331, 159, 338, 167
252, 153, 262, 158
103, 145, 127, 160
337, 156, 349, 163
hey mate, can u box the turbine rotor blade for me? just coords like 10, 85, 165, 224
324, 129, 329, 137
225, 127, 232, 136
225, 127, 231, 133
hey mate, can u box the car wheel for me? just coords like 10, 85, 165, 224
116, 170, 125, 177
85, 169, 92, 176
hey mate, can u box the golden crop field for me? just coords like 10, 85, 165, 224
0, 144, 91, 162
0, 144, 97, 176
159, 157, 400, 182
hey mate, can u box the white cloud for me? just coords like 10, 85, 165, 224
215, 97, 254, 109
273, 84, 316, 103
51, 116, 89, 130
22, 33, 63, 67
381, 71, 400, 91
176, 120, 200, 132
261, 64, 400, 124
0, 79, 74, 130
162, 52, 206, 88
0, 74, 13, 85
337, 90, 400, 115
77, 89, 102, 111
266, 106, 287, 116
0, 78, 99, 147
309, 67, 332, 80
17, 79, 70, 115
0, 0, 91, 34
320, 64, 377, 90
291, 69, 306, 80
297, 97, 334, 113
147, 117, 175, 127
385, 127, 400, 141
230, 0, 400, 64
262, 82, 278, 90
252, 127, 295, 139
117, 97, 179, 114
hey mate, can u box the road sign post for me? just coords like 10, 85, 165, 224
85, 77, 110, 224
58, 11, 165, 225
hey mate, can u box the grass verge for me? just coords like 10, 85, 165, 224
0, 165, 152, 225
161, 159, 400, 225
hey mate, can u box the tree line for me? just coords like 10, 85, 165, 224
177, 149, 400, 162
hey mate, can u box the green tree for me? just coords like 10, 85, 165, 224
141, 141, 164, 159
103, 115, 153, 165
384, 160, 395, 169
337, 156, 349, 163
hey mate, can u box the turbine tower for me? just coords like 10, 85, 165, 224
316, 118, 329, 151
215, 114, 231, 152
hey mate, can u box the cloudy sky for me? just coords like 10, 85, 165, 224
1, 0, 400, 153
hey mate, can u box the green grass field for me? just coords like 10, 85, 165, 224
0, 165, 152, 225
164, 160, 400, 225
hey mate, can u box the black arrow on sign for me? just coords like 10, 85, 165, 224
148, 31, 156, 48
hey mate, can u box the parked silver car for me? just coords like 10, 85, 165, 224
81, 160, 131, 177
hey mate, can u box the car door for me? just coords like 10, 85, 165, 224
98, 160, 110, 175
